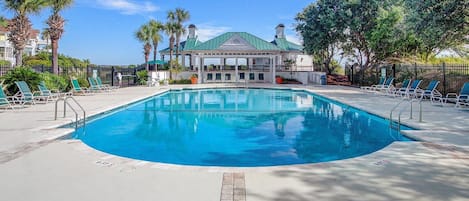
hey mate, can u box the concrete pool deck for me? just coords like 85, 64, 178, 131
0, 84, 468, 201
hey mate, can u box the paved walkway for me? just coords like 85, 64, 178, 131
0, 84, 468, 201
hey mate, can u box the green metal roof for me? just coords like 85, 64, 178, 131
159, 37, 201, 53
159, 32, 303, 53
271, 38, 303, 51
183, 37, 199, 50
191, 32, 281, 51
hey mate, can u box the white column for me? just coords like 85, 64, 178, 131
271, 56, 276, 84
197, 56, 202, 84
235, 58, 239, 82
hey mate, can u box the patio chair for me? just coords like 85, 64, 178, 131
415, 80, 442, 104
38, 81, 72, 100
390, 79, 411, 97
375, 77, 394, 94
361, 77, 386, 92
71, 79, 92, 95
95, 76, 118, 90
400, 79, 422, 98
0, 84, 22, 110
14, 81, 48, 104
88, 77, 109, 92
444, 82, 469, 108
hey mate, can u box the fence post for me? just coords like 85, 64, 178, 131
442, 62, 446, 95
392, 64, 396, 78
350, 66, 354, 85
111, 66, 115, 86
414, 62, 418, 79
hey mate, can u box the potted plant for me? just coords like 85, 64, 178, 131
190, 74, 198, 84
275, 75, 283, 84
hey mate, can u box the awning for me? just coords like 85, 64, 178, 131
147, 60, 167, 65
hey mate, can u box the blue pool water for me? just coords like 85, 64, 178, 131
75, 88, 413, 167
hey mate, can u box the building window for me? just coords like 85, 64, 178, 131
215, 73, 221, 80
258, 73, 264, 80
239, 72, 245, 80
249, 73, 255, 80
225, 73, 231, 80
207, 73, 213, 80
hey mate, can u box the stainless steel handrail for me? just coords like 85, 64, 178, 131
389, 98, 423, 131
54, 96, 86, 129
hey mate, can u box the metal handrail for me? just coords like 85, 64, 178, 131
389, 98, 423, 131
54, 96, 86, 129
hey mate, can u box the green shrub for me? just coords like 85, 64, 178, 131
0, 67, 41, 95
40, 72, 69, 92
169, 79, 191, 84
0, 60, 11, 66
136, 70, 148, 85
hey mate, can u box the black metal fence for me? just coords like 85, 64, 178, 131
0, 65, 141, 87
346, 63, 469, 95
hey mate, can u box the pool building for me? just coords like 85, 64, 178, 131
159, 24, 317, 84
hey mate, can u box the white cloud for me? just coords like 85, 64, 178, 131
97, 0, 158, 15
195, 24, 232, 41
285, 34, 303, 45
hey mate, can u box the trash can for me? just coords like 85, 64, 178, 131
320, 75, 327, 85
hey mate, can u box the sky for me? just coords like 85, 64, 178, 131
1, 0, 314, 65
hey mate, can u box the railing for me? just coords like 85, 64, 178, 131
389, 98, 423, 131
54, 96, 86, 130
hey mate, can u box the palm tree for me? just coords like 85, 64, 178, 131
148, 19, 163, 70
46, 0, 74, 75
4, 0, 48, 67
174, 8, 190, 61
135, 24, 152, 71
164, 21, 177, 75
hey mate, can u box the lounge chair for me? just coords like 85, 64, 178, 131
39, 81, 72, 98
88, 77, 110, 92
361, 77, 386, 92
0, 84, 22, 110
390, 79, 411, 97
95, 76, 118, 90
444, 82, 469, 108
375, 77, 394, 94
71, 79, 92, 95
415, 80, 442, 104
14, 81, 48, 104
400, 79, 422, 98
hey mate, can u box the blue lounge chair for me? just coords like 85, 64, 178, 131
444, 82, 469, 108
361, 77, 386, 92
400, 79, 422, 98
375, 77, 394, 94
95, 76, 118, 90
38, 81, 72, 99
88, 77, 109, 92
14, 81, 48, 104
415, 80, 442, 104
391, 79, 411, 97
0, 84, 22, 110
71, 79, 92, 95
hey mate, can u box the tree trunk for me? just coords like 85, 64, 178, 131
15, 49, 23, 67
145, 53, 149, 72
175, 34, 180, 60
52, 39, 59, 74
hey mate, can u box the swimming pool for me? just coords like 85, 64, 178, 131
75, 88, 413, 167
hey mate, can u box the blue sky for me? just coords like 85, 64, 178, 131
1, 0, 313, 65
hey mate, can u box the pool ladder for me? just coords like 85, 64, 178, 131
389, 98, 423, 131
54, 96, 86, 130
